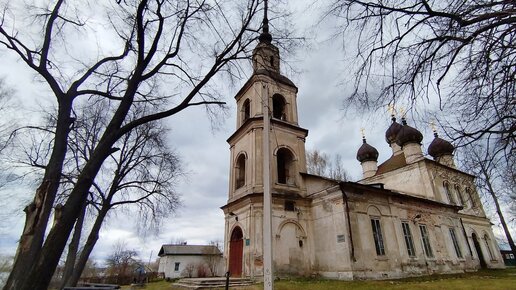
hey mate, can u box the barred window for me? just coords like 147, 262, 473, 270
449, 228, 463, 258
371, 218, 386, 256
402, 222, 416, 257
419, 225, 434, 258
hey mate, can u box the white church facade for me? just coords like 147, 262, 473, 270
220, 15, 504, 280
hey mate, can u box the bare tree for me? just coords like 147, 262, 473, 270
181, 263, 196, 278
0, 78, 17, 188
105, 241, 139, 278
0, 1, 277, 289
55, 101, 182, 288
460, 141, 515, 258
306, 149, 349, 181
326, 1, 515, 152
0, 78, 12, 153
204, 241, 223, 277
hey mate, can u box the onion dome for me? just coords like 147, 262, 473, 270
357, 138, 379, 163
395, 118, 423, 146
428, 132, 454, 158
385, 116, 403, 144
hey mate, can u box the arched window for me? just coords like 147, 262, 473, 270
455, 185, 465, 207
277, 148, 295, 185
465, 187, 476, 208
235, 154, 246, 189
444, 182, 455, 205
272, 94, 287, 120
242, 99, 250, 122
484, 234, 495, 260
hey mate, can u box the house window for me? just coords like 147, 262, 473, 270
402, 222, 416, 257
277, 148, 294, 185
174, 262, 180, 272
449, 228, 463, 258
371, 218, 385, 256
455, 185, 465, 206
235, 154, 246, 189
272, 94, 287, 120
419, 225, 434, 258
443, 182, 455, 205
242, 99, 250, 122
484, 234, 495, 260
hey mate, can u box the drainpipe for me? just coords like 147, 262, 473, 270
339, 183, 355, 262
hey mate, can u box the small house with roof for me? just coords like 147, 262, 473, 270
157, 244, 223, 279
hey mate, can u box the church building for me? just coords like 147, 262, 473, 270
220, 12, 504, 280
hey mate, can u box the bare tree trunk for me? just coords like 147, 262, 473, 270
4, 100, 73, 290
67, 205, 110, 287
18, 73, 140, 289
59, 201, 87, 289
481, 164, 516, 257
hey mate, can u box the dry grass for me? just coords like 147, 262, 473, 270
127, 268, 516, 290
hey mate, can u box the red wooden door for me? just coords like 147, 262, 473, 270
229, 227, 243, 277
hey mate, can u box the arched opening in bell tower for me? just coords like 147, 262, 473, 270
272, 94, 287, 120
235, 153, 246, 189
277, 148, 295, 185
242, 99, 250, 122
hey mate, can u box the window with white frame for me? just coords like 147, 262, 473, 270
174, 262, 180, 272
371, 218, 386, 256
402, 222, 416, 257
419, 225, 434, 258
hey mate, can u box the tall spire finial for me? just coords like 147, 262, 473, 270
430, 120, 438, 137
387, 104, 396, 122
360, 127, 367, 143
259, 0, 272, 43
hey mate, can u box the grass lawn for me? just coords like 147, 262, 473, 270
124, 268, 516, 290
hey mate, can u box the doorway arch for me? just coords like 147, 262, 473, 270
229, 226, 243, 277
472, 232, 487, 268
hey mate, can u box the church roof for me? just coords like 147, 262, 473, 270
375, 152, 407, 175
158, 245, 221, 257
340, 181, 462, 210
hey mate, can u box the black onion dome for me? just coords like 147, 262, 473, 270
385, 117, 403, 144
395, 119, 423, 146
357, 139, 379, 162
428, 133, 454, 158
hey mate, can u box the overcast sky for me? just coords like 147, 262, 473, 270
0, 0, 487, 266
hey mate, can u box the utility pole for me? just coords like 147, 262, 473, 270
262, 83, 273, 290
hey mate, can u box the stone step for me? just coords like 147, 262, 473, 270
173, 277, 254, 289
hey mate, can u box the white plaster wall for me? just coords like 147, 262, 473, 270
158, 255, 224, 279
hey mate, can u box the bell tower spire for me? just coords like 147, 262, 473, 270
258, 0, 272, 43
253, 0, 280, 72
